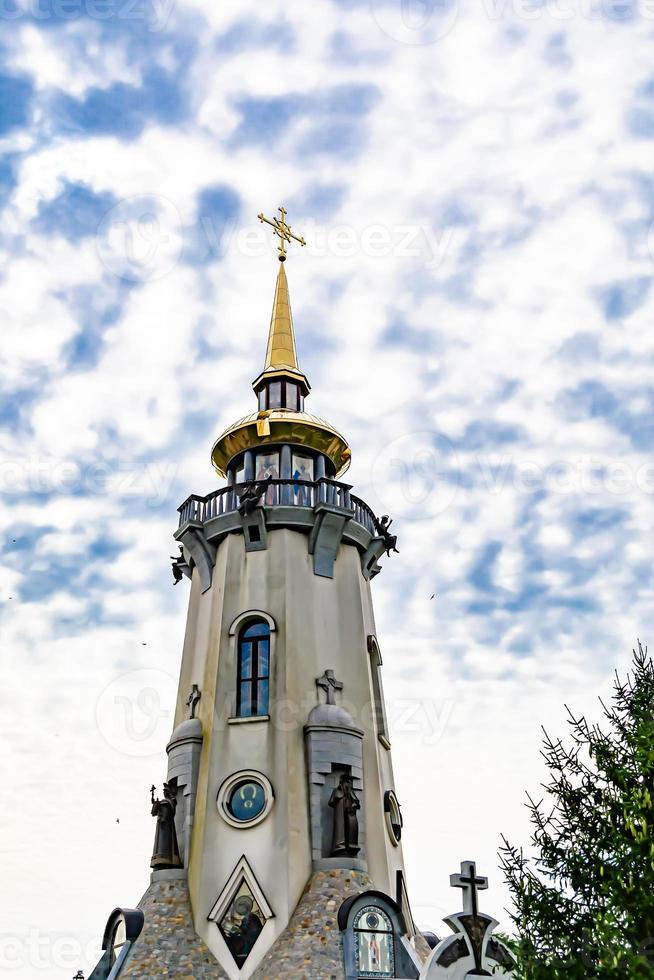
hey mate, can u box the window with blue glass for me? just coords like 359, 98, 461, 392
237, 621, 270, 717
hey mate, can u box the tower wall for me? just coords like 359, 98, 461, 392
172, 527, 406, 978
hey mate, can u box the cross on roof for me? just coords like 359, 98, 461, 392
450, 860, 488, 918
258, 205, 306, 262
316, 669, 344, 706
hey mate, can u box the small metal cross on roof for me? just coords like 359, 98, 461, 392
316, 669, 344, 706
450, 860, 488, 918
258, 205, 306, 262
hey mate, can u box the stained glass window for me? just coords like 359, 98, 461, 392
237, 621, 270, 717
255, 451, 279, 504
292, 452, 314, 505
256, 452, 279, 480
354, 906, 395, 978
218, 879, 265, 967
228, 778, 267, 821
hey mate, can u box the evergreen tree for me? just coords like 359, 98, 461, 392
500, 642, 654, 978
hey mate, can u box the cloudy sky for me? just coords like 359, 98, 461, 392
1, 0, 653, 976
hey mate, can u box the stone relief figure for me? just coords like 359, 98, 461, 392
150, 783, 182, 870
328, 773, 361, 856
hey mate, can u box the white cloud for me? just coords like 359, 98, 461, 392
2, 2, 654, 975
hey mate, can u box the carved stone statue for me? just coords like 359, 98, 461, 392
170, 545, 190, 585
375, 515, 399, 556
238, 477, 272, 516
185, 683, 201, 720
150, 783, 182, 870
328, 773, 360, 856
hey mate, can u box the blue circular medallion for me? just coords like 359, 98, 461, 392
228, 779, 267, 822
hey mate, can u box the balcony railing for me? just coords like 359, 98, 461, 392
178, 479, 378, 537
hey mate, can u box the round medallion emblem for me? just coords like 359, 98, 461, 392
217, 770, 274, 828
228, 780, 267, 822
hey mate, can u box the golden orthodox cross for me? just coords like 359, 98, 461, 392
258, 205, 306, 262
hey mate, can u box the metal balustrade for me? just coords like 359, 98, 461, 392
177, 479, 379, 536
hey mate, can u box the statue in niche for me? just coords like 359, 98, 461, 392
150, 783, 182, 870
375, 515, 399, 556
328, 773, 361, 856
238, 476, 272, 516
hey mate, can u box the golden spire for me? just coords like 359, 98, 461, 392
264, 261, 297, 372
211, 206, 351, 477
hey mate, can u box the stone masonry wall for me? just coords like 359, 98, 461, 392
250, 868, 373, 980
120, 877, 229, 980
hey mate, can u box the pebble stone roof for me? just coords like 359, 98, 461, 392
120, 877, 228, 979
250, 868, 374, 980
118, 868, 430, 979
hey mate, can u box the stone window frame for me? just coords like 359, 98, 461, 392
384, 790, 403, 847
338, 890, 420, 980
207, 854, 274, 967
99, 908, 144, 979
227, 610, 277, 724
216, 769, 275, 829
367, 635, 391, 749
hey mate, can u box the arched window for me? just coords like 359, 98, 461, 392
237, 621, 270, 717
354, 906, 395, 977
338, 891, 420, 979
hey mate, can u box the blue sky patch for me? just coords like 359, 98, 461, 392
0, 72, 33, 135
57, 281, 133, 370
216, 17, 294, 54
468, 540, 503, 593
597, 276, 650, 319
50, 67, 188, 140
34, 181, 118, 242
231, 84, 380, 151
185, 184, 241, 266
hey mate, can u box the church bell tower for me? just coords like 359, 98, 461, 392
155, 207, 422, 978
83, 208, 517, 980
